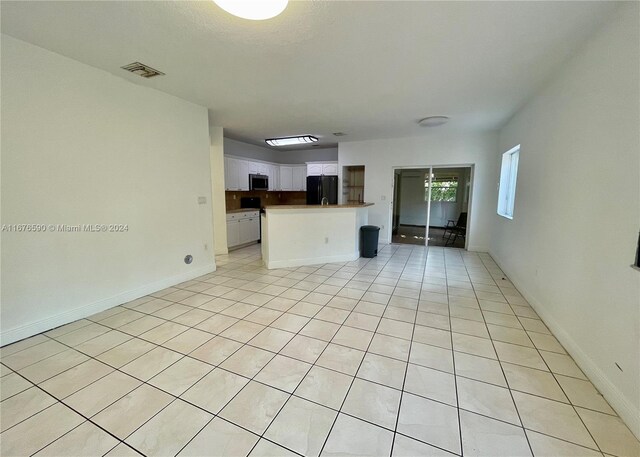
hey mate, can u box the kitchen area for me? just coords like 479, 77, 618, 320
223, 138, 372, 267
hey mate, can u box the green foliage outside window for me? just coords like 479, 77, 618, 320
425, 178, 458, 202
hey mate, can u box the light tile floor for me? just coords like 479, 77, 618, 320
1, 244, 639, 457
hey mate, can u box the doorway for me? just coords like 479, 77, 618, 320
392, 168, 430, 245
391, 166, 472, 248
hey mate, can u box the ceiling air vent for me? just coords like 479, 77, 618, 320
333, 132, 347, 137
121, 62, 165, 78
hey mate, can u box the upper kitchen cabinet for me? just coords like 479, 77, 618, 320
279, 166, 293, 190
225, 155, 309, 192
248, 161, 269, 175
280, 165, 306, 191
267, 164, 279, 190
225, 157, 239, 190
238, 160, 249, 190
307, 162, 338, 176
224, 157, 249, 191
292, 166, 307, 191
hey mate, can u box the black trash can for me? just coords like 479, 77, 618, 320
360, 225, 380, 258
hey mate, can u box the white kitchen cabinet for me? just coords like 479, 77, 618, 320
225, 157, 239, 190
238, 219, 252, 245
307, 163, 323, 176
293, 166, 306, 191
225, 158, 250, 191
227, 211, 260, 248
239, 216, 259, 244
280, 166, 293, 190
248, 161, 269, 176
249, 216, 260, 240
226, 221, 240, 246
267, 164, 279, 190
238, 160, 249, 190
322, 163, 338, 175
248, 161, 259, 174
307, 162, 338, 176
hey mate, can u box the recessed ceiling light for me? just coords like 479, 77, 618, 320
418, 116, 450, 127
265, 135, 318, 147
213, 0, 288, 20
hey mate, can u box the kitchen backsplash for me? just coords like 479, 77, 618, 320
225, 191, 307, 210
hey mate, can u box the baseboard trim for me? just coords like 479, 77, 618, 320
489, 251, 640, 440
467, 244, 489, 252
0, 263, 216, 347
265, 251, 360, 269
228, 241, 259, 252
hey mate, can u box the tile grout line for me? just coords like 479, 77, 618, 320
389, 245, 433, 456
445, 249, 466, 457
6, 368, 143, 457
1, 245, 626, 457
468, 250, 535, 457
175, 252, 393, 456
317, 244, 414, 456
476, 253, 605, 455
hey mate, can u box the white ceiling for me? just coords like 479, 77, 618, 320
1, 1, 617, 149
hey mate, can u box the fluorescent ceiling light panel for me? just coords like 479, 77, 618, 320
265, 135, 318, 147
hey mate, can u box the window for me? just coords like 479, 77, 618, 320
426, 174, 458, 202
497, 145, 520, 219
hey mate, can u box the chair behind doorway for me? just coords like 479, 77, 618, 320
443, 212, 467, 246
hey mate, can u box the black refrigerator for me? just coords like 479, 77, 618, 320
306, 175, 338, 205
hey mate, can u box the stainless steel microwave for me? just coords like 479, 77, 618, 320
249, 174, 268, 191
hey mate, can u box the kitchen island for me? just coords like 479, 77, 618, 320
261, 203, 374, 269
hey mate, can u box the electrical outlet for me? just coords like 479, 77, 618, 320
197, 196, 207, 204
381, 195, 386, 201
233, 195, 237, 200
204, 243, 208, 250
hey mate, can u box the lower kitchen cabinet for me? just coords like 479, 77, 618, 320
227, 211, 260, 248
226, 221, 240, 246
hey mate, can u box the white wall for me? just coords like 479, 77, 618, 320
209, 123, 228, 256
276, 147, 338, 164
224, 138, 338, 164
224, 138, 280, 163
1, 35, 215, 345
491, 3, 640, 437
339, 132, 498, 251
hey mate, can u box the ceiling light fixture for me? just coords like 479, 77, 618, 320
213, 0, 288, 20
418, 116, 450, 127
265, 135, 318, 147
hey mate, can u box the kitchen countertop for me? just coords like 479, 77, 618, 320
226, 208, 260, 214
263, 203, 374, 209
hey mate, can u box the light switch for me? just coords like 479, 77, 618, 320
197, 196, 207, 204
